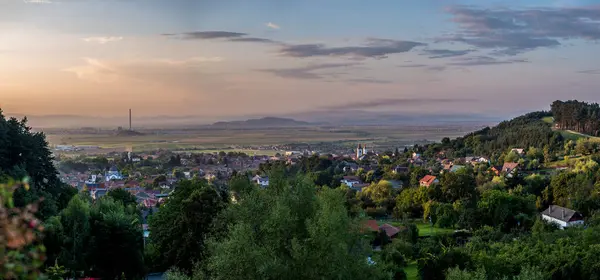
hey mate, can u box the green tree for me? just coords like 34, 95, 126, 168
149, 179, 228, 273
88, 197, 145, 279
58, 194, 91, 277
107, 188, 138, 208
0, 110, 72, 219
206, 176, 388, 280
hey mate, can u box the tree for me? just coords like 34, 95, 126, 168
362, 180, 393, 205
440, 169, 477, 203
477, 190, 536, 232
149, 179, 228, 273
58, 194, 91, 277
504, 151, 520, 163
206, 176, 388, 280
0, 110, 71, 220
107, 188, 138, 208
87, 197, 145, 279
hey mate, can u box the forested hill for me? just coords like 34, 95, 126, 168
425, 111, 564, 158
551, 100, 600, 136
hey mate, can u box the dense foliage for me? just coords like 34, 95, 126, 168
423, 111, 563, 158
44, 194, 145, 279
551, 100, 600, 136
148, 179, 229, 273
0, 110, 76, 219
0, 179, 46, 279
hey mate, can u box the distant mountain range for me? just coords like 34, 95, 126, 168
209, 117, 314, 128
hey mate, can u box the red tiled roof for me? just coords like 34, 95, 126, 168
419, 175, 437, 186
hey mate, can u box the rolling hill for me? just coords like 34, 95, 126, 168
209, 117, 313, 128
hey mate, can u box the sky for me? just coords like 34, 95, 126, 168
1, 0, 600, 120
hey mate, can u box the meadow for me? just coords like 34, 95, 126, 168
45, 125, 480, 153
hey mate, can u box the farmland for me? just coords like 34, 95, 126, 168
44, 124, 483, 154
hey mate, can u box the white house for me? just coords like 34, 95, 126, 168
541, 205, 584, 229
252, 175, 269, 187
341, 176, 362, 187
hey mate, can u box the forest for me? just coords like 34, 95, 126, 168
551, 100, 600, 136
421, 111, 564, 159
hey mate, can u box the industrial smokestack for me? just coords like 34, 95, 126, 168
129, 109, 132, 131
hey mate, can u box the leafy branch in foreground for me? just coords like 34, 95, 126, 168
0, 178, 46, 279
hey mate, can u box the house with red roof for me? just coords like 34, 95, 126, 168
419, 175, 439, 187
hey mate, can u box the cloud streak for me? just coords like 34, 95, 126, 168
577, 69, 600, 74
447, 56, 529, 66
162, 31, 279, 44
82, 36, 123, 44
258, 63, 359, 80
266, 22, 280, 29
441, 5, 600, 55
421, 49, 475, 58
278, 38, 426, 59
321, 98, 476, 110
346, 78, 392, 84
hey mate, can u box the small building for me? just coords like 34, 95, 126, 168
252, 175, 269, 187
341, 176, 363, 187
419, 175, 439, 187
541, 205, 584, 229
501, 162, 519, 177
392, 166, 409, 174
379, 224, 402, 239
90, 188, 108, 200
350, 183, 369, 192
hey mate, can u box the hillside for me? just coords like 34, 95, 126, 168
543, 115, 600, 141
425, 111, 564, 157
210, 117, 312, 128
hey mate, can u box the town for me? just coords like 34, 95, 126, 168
4, 0, 600, 279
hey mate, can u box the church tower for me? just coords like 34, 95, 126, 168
356, 144, 363, 158
363, 144, 367, 155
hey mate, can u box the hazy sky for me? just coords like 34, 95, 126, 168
1, 0, 600, 118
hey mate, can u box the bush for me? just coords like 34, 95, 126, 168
0, 178, 46, 279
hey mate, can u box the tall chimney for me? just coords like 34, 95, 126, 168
129, 109, 132, 131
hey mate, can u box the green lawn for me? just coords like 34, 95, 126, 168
405, 262, 418, 280
415, 222, 455, 237
542, 116, 554, 124
377, 220, 455, 237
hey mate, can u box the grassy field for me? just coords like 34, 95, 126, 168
173, 149, 281, 156
45, 125, 478, 153
377, 220, 455, 237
